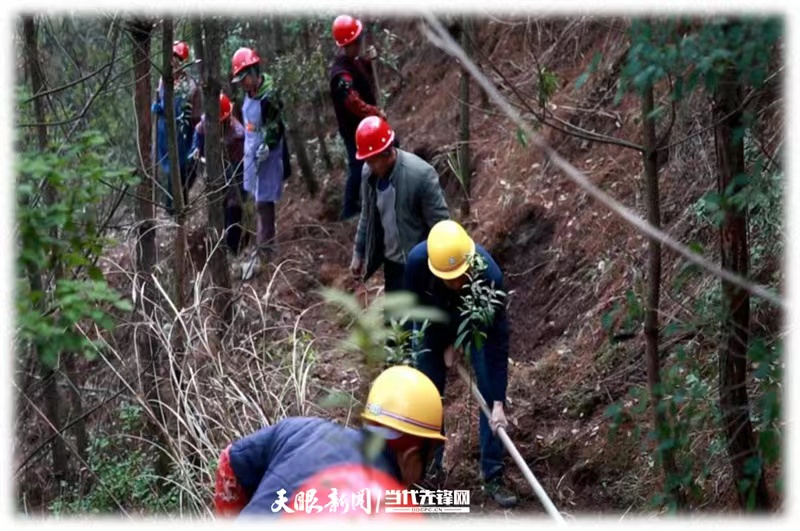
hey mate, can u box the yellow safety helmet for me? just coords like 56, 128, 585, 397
362, 366, 446, 441
427, 220, 476, 280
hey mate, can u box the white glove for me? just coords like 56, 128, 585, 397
365, 45, 378, 60
256, 143, 270, 163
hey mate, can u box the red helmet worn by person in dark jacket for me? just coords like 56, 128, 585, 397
219, 93, 233, 122
332, 15, 363, 47
281, 463, 422, 519
355, 116, 395, 160
173, 40, 190, 61
231, 47, 260, 83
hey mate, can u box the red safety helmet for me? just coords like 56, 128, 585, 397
173, 40, 190, 61
219, 93, 233, 122
281, 463, 421, 519
355, 116, 395, 160
332, 15, 363, 47
231, 47, 260, 82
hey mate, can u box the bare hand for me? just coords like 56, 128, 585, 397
350, 255, 364, 278
489, 402, 508, 434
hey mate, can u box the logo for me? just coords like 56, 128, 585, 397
246, 123, 256, 132
448, 256, 456, 266
270, 488, 471, 515
384, 489, 470, 513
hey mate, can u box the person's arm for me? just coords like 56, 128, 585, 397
332, 73, 384, 119
189, 120, 204, 159
214, 422, 284, 516
418, 165, 450, 229
353, 166, 370, 261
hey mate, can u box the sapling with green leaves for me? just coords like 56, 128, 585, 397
453, 252, 511, 363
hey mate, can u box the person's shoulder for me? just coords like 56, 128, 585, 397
407, 240, 429, 266
399, 149, 435, 174
476, 244, 504, 279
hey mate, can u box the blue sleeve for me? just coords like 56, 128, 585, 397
228, 422, 282, 495
481, 248, 510, 404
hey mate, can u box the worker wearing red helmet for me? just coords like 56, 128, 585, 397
152, 40, 202, 215
230, 47, 292, 280
329, 15, 390, 221
213, 365, 446, 517
188, 93, 249, 255
350, 116, 449, 295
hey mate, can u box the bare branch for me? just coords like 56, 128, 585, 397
420, 14, 783, 309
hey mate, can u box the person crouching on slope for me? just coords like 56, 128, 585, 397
213, 365, 447, 517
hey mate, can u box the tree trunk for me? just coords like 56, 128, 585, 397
23, 14, 68, 483
194, 17, 234, 328
713, 36, 771, 512
162, 18, 188, 316
458, 16, 472, 218
288, 122, 318, 197
642, 79, 685, 509
312, 90, 333, 172
62, 360, 89, 465
128, 17, 172, 480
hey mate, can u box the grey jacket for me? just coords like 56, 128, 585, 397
354, 149, 450, 281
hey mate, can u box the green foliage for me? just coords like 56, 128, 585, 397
48, 403, 180, 515
16, 130, 137, 369
619, 16, 781, 102
600, 288, 644, 338
320, 288, 447, 368
453, 253, 510, 362
537, 67, 559, 107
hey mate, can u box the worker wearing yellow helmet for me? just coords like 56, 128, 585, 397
403, 220, 518, 508
213, 365, 446, 517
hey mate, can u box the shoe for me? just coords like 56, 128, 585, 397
483, 475, 518, 508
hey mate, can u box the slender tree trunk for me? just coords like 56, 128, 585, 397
287, 123, 318, 197
713, 36, 771, 512
128, 17, 172, 480
194, 17, 233, 327
458, 16, 472, 218
62, 360, 89, 466
312, 90, 333, 172
23, 14, 68, 483
642, 79, 685, 509
162, 18, 188, 315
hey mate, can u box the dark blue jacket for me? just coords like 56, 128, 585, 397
228, 417, 403, 517
404, 241, 510, 403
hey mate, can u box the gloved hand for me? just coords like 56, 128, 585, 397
489, 401, 508, 435
365, 45, 378, 60
151, 101, 164, 115
256, 143, 270, 163
188, 148, 200, 162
